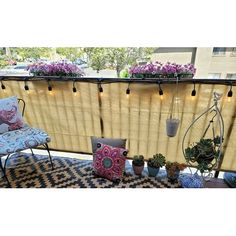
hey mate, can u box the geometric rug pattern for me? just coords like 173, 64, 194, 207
0, 154, 181, 188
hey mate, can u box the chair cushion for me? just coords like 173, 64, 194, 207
92, 142, 128, 182
0, 125, 50, 155
179, 173, 204, 188
223, 172, 236, 188
0, 96, 24, 134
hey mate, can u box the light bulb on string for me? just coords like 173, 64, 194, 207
1, 80, 6, 90
158, 81, 164, 99
191, 82, 196, 97
73, 87, 77, 93
99, 83, 103, 93
227, 84, 233, 97
24, 80, 29, 91
126, 83, 130, 98
47, 80, 52, 92
72, 80, 77, 94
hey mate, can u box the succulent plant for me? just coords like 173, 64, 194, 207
147, 153, 166, 168
165, 161, 186, 177
184, 136, 223, 173
132, 155, 145, 166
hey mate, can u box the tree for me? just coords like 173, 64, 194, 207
82, 47, 155, 77
0, 58, 8, 68
106, 47, 155, 77
83, 48, 107, 73
56, 47, 83, 61
11, 47, 52, 60
0, 48, 5, 55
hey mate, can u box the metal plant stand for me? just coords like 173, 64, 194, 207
181, 92, 224, 186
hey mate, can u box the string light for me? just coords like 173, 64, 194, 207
227, 84, 233, 97
99, 83, 103, 93
191, 82, 196, 96
1, 80, 6, 90
47, 80, 52, 92
72, 80, 77, 93
24, 80, 29, 91
126, 83, 130, 98
158, 81, 163, 96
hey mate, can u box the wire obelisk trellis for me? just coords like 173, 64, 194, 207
182, 92, 224, 185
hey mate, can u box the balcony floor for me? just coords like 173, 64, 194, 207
0, 149, 228, 188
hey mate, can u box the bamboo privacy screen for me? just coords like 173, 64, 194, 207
0, 80, 236, 171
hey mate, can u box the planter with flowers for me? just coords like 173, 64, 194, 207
129, 61, 196, 79
28, 62, 85, 78
165, 161, 186, 183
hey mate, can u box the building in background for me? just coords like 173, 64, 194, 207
151, 47, 236, 79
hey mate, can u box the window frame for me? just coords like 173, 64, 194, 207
230, 47, 236, 56
212, 47, 226, 56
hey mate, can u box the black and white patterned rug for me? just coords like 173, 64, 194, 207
0, 154, 181, 188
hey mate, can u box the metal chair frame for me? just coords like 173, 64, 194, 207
0, 98, 54, 187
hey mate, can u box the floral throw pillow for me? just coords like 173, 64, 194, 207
93, 142, 128, 182
0, 96, 24, 134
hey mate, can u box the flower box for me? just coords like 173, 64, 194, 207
28, 62, 85, 78
130, 61, 196, 79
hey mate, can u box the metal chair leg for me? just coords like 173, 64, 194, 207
3, 154, 11, 176
43, 143, 54, 170
30, 148, 35, 156
0, 156, 11, 187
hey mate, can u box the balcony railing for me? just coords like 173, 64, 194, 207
0, 76, 236, 173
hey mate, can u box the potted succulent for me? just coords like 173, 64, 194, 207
147, 153, 166, 177
184, 136, 222, 174
132, 155, 145, 175
165, 161, 186, 183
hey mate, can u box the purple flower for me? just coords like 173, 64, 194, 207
28, 62, 85, 77
130, 61, 196, 78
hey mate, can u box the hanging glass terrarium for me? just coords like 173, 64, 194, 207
181, 92, 224, 187
166, 75, 180, 137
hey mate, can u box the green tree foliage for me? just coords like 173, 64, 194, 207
83, 48, 107, 73
11, 47, 52, 60
56, 47, 83, 61
0, 58, 8, 68
105, 48, 127, 77
0, 48, 5, 55
107, 48, 156, 77
83, 47, 155, 77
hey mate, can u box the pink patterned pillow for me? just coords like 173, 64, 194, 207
0, 96, 24, 134
93, 142, 128, 182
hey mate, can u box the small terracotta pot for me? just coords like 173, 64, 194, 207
132, 163, 144, 175
166, 168, 180, 183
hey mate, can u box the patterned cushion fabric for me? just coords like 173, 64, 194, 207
0, 96, 24, 134
0, 125, 51, 155
93, 142, 128, 182
179, 173, 204, 188
91, 136, 126, 153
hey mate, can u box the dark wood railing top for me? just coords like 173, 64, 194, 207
0, 75, 236, 86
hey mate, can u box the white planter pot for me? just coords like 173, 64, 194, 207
166, 118, 180, 137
